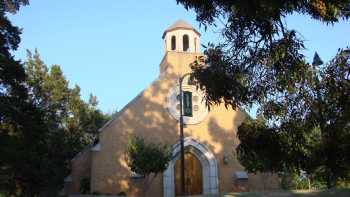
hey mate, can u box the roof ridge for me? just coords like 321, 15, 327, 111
162, 19, 200, 38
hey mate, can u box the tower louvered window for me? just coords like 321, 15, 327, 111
183, 34, 189, 52
171, 36, 176, 50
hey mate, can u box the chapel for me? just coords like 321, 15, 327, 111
64, 20, 279, 197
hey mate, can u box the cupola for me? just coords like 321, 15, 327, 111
162, 20, 201, 53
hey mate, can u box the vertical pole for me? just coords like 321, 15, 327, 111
179, 77, 186, 196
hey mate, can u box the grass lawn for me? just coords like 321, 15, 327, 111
185, 189, 350, 197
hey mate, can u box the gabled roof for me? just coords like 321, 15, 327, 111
162, 19, 201, 38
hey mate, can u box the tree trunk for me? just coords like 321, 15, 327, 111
326, 178, 333, 189
142, 174, 157, 197
326, 178, 332, 189
142, 176, 149, 197
326, 173, 335, 189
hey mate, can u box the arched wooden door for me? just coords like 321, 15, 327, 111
175, 152, 203, 196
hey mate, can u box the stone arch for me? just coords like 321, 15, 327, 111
163, 137, 219, 197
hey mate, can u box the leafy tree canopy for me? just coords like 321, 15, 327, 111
177, 0, 349, 109
126, 135, 172, 196
176, 0, 350, 189
237, 50, 350, 188
126, 135, 171, 177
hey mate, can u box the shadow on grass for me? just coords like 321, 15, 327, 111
181, 189, 350, 197
291, 189, 350, 197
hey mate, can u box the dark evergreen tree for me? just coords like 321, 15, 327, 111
0, 2, 110, 195
25, 50, 112, 194
0, 1, 46, 196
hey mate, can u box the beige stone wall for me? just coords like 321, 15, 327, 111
65, 148, 92, 194
87, 51, 280, 196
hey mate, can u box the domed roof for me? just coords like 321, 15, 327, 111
162, 19, 201, 38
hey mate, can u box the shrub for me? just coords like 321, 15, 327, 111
126, 135, 171, 196
79, 177, 90, 194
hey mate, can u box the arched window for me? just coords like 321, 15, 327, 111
183, 34, 189, 52
171, 36, 176, 50
183, 91, 192, 117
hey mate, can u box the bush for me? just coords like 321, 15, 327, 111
280, 171, 327, 190
336, 179, 350, 189
280, 172, 295, 190
79, 177, 90, 194
126, 135, 171, 196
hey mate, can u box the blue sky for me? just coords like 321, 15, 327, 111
9, 0, 350, 113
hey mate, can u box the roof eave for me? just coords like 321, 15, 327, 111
162, 27, 201, 39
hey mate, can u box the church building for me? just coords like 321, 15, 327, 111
64, 20, 279, 197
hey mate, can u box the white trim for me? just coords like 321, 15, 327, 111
163, 137, 219, 197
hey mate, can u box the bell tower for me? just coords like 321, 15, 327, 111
162, 20, 201, 53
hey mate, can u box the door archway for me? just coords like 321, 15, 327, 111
163, 137, 219, 197
175, 151, 203, 196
